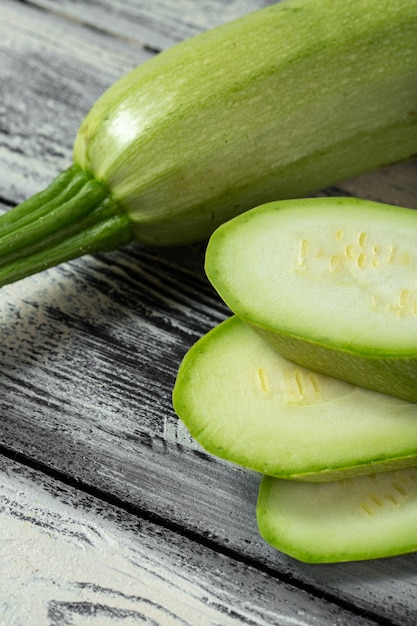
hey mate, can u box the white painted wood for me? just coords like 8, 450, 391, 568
0, 0, 151, 202
25, 0, 279, 48
0, 456, 376, 626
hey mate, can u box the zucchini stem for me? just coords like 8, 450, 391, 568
0, 165, 134, 287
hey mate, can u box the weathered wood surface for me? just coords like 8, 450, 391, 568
1, 0, 417, 624
4, 455, 374, 626
25, 0, 278, 48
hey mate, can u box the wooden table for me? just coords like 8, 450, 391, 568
1, 1, 417, 623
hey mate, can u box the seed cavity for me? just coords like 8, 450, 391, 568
345, 244, 354, 259
387, 245, 396, 263
283, 368, 322, 404
358, 231, 367, 247
357, 252, 366, 269
361, 503, 374, 516
371, 295, 379, 311
383, 288, 417, 317
400, 290, 410, 307
392, 481, 408, 496
308, 373, 321, 394
360, 479, 410, 516
294, 369, 305, 398
360, 472, 415, 516
295, 234, 415, 320
257, 367, 270, 393
370, 493, 383, 506
298, 239, 309, 265
330, 255, 340, 272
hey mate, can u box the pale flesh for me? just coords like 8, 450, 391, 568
205, 198, 417, 401
257, 467, 417, 562
172, 316, 417, 481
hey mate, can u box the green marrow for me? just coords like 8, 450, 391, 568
205, 198, 417, 402
1, 0, 417, 286
257, 467, 417, 562
173, 316, 417, 481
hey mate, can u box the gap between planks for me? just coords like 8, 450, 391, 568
0, 442, 400, 626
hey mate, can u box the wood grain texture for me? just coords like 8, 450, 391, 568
0, 0, 151, 203
3, 456, 375, 626
1, 0, 417, 624
25, 0, 279, 48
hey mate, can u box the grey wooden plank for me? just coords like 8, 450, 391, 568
25, 0, 279, 49
319, 159, 417, 214
2, 456, 375, 626
1, 0, 417, 624
0, 0, 152, 202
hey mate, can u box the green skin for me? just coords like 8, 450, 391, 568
204, 197, 417, 402
1, 0, 417, 286
252, 324, 417, 403
173, 316, 417, 481
257, 467, 417, 563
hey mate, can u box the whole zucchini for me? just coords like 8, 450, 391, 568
1, 0, 417, 286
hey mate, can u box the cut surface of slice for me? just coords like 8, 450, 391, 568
205, 198, 417, 401
257, 467, 417, 563
172, 316, 417, 481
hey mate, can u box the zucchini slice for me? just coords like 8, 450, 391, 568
205, 198, 417, 402
172, 316, 417, 481
257, 467, 417, 562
